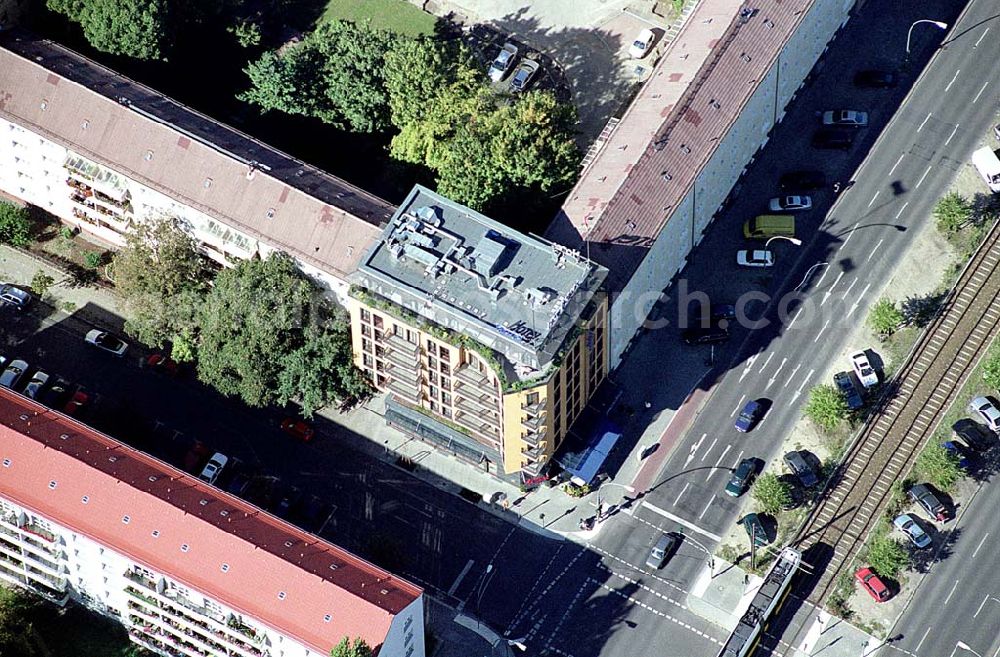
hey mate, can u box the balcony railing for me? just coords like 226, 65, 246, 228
21, 523, 57, 544
521, 400, 546, 414
521, 430, 544, 447
520, 415, 544, 432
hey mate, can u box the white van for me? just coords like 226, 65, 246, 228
972, 146, 1000, 193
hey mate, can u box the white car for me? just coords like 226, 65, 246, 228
822, 110, 869, 127
199, 453, 229, 485
629, 29, 656, 59
85, 329, 128, 357
488, 42, 518, 82
893, 513, 931, 549
736, 250, 774, 268
850, 351, 878, 388
768, 195, 812, 212
969, 396, 1000, 432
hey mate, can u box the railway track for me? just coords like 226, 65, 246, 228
793, 220, 1000, 605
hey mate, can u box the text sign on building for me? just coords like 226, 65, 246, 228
496, 320, 542, 345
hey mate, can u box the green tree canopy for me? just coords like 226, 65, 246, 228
112, 216, 210, 352
983, 346, 1000, 390
867, 298, 903, 337
916, 442, 962, 491
866, 524, 910, 580
331, 637, 374, 657
0, 200, 32, 247
752, 473, 791, 514
804, 384, 849, 432
934, 192, 972, 234
47, 0, 169, 60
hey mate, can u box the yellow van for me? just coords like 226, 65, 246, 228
743, 214, 796, 240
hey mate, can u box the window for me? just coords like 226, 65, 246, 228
221, 564, 230, 572
426, 340, 436, 355
373, 314, 384, 329
2, 459, 9, 468
441, 407, 451, 418
429, 357, 438, 370
374, 329, 383, 342
441, 377, 450, 390
526, 392, 540, 405
180, 544, 190, 553
48, 481, 57, 490
406, 330, 417, 344
429, 386, 438, 399
122, 516, 130, 524
151, 530, 160, 538
362, 338, 372, 354
440, 362, 450, 375
441, 392, 451, 405
278, 591, 286, 600
81, 495, 89, 504
361, 309, 371, 323
439, 347, 450, 361
429, 402, 438, 412
324, 614, 332, 623
429, 372, 438, 385
361, 324, 371, 337
363, 354, 373, 368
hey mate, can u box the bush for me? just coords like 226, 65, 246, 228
804, 384, 849, 431
983, 346, 1000, 390
866, 524, 910, 579
752, 473, 791, 514
934, 193, 972, 234
30, 270, 55, 298
564, 483, 591, 498
916, 442, 962, 491
868, 298, 903, 337
83, 251, 103, 269
59, 225, 76, 240
0, 200, 32, 247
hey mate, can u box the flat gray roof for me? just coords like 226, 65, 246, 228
354, 186, 606, 375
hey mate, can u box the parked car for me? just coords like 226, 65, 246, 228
23, 370, 50, 399
38, 376, 72, 409
969, 396, 1000, 432
645, 532, 678, 569
855, 567, 892, 602
736, 250, 774, 268
735, 399, 763, 432
783, 450, 819, 488
298, 496, 331, 532
741, 513, 770, 547
725, 458, 757, 497
812, 128, 854, 149
508, 60, 540, 93
226, 472, 252, 496
63, 386, 88, 416
822, 110, 869, 127
893, 513, 932, 549
681, 326, 729, 346
0, 283, 31, 310
199, 452, 229, 485
146, 353, 179, 376
952, 418, 993, 451
629, 28, 656, 58
853, 70, 897, 88
833, 371, 864, 410
779, 170, 826, 191
907, 483, 951, 522
850, 351, 878, 388
281, 418, 315, 442
488, 42, 518, 82
183, 441, 211, 474
942, 440, 973, 470
0, 359, 29, 389
275, 488, 303, 519
768, 195, 812, 211
85, 330, 128, 357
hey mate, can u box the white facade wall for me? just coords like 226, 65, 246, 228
380, 596, 426, 657
609, 0, 857, 365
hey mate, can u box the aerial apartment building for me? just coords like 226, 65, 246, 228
0, 387, 424, 657
0, 29, 393, 302
349, 186, 608, 480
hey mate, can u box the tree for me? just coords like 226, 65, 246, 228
0, 586, 36, 653
240, 46, 327, 118
0, 200, 32, 247
866, 526, 910, 580
984, 346, 1000, 390
112, 216, 210, 349
30, 270, 55, 298
228, 18, 262, 48
752, 473, 791, 514
803, 384, 849, 431
934, 192, 972, 234
330, 637, 373, 657
70, 0, 168, 60
867, 298, 903, 337
916, 442, 962, 491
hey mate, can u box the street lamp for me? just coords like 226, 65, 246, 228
677, 531, 717, 577
906, 20, 948, 59
765, 235, 802, 248
957, 642, 984, 657
595, 481, 636, 521
795, 262, 830, 291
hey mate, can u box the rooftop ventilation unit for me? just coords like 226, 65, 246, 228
414, 205, 442, 227
472, 232, 509, 278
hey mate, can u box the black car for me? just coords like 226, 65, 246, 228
783, 450, 819, 488
37, 376, 72, 409
681, 326, 729, 345
741, 513, 770, 547
853, 70, 897, 88
834, 371, 864, 410
952, 418, 993, 452
907, 483, 951, 522
725, 458, 757, 497
778, 170, 826, 191
812, 128, 854, 149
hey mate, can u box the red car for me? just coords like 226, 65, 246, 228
281, 418, 314, 442
63, 387, 88, 416
146, 353, 179, 376
855, 567, 891, 603
183, 441, 211, 474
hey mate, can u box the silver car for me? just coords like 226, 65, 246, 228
0, 359, 29, 389
970, 396, 1000, 432
893, 513, 931, 548
509, 60, 540, 93
23, 370, 50, 399
488, 42, 518, 82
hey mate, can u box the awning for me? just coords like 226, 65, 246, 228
556, 418, 622, 486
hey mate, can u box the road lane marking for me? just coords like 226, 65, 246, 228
944, 69, 960, 93
976, 27, 990, 47
592, 578, 723, 645
797, 369, 815, 394
895, 202, 909, 219
945, 123, 959, 146
641, 501, 723, 541
706, 444, 732, 482
975, 594, 989, 618
787, 308, 801, 329
698, 496, 715, 520
701, 437, 718, 462
685, 433, 707, 468
448, 559, 475, 595
673, 482, 691, 506
973, 532, 990, 559
841, 277, 858, 299
944, 579, 959, 605
767, 358, 788, 389
917, 112, 931, 132
758, 352, 775, 374
915, 164, 932, 189
783, 363, 801, 388
974, 81, 989, 104
867, 190, 880, 208
813, 319, 830, 343
731, 395, 747, 418
847, 283, 871, 317
915, 627, 931, 653
866, 239, 884, 263
888, 154, 905, 176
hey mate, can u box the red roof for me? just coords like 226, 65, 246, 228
547, 0, 812, 294
0, 388, 421, 653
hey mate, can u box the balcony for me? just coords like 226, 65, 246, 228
385, 345, 420, 370
522, 459, 546, 477
453, 411, 499, 441
21, 523, 57, 544
385, 332, 419, 352
454, 390, 499, 415
521, 399, 546, 414
453, 398, 501, 428
520, 415, 545, 432
521, 430, 545, 447
521, 445, 546, 462
385, 358, 421, 383
387, 377, 421, 404
454, 366, 498, 395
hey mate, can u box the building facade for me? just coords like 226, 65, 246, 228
349, 186, 608, 479
0, 30, 393, 303
0, 388, 424, 657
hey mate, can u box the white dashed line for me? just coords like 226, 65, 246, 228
706, 444, 732, 482
757, 352, 775, 374
866, 239, 884, 263
895, 202, 909, 219
944, 69, 960, 93
813, 320, 830, 343
592, 579, 723, 645
673, 482, 691, 507
976, 27, 990, 47
944, 579, 959, 605
945, 123, 959, 146
974, 81, 989, 104
700, 437, 718, 462
915, 164, 932, 189
915, 627, 931, 652
973, 532, 989, 559
868, 190, 880, 208
917, 112, 931, 132
888, 154, 905, 177
731, 395, 747, 418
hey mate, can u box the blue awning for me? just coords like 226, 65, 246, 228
556, 419, 622, 486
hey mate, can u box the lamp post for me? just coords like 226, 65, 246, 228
678, 531, 717, 577
957, 642, 984, 657
795, 262, 830, 291
906, 20, 948, 59
765, 235, 802, 248
595, 482, 636, 521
